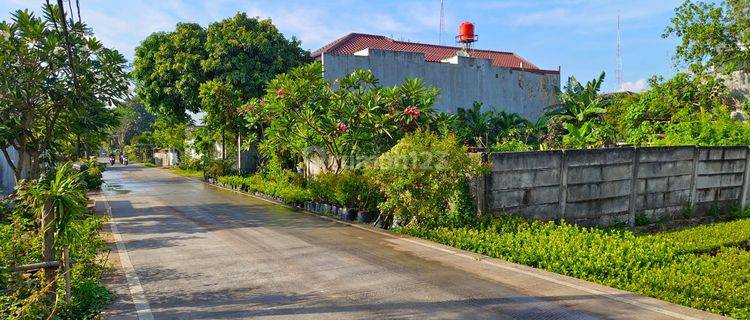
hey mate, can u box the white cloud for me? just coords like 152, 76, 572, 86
619, 78, 648, 92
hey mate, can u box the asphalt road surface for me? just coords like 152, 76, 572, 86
99, 164, 725, 320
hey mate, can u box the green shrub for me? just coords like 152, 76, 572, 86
79, 166, 103, 191
306, 170, 382, 211
177, 157, 202, 171
652, 218, 750, 254
56, 279, 112, 319
490, 138, 533, 152
365, 131, 486, 224
205, 159, 234, 178
217, 173, 312, 205
307, 173, 341, 205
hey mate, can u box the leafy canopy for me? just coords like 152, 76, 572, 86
664, 0, 750, 72
0, 5, 128, 180
133, 23, 207, 123
247, 62, 443, 173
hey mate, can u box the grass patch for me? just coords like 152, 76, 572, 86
169, 167, 203, 178
142, 162, 156, 168
399, 216, 750, 319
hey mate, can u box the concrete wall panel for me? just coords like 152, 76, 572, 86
481, 146, 750, 227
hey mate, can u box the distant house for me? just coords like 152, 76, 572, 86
184, 125, 258, 173
312, 32, 560, 120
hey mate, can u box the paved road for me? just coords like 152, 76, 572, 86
100, 164, 724, 320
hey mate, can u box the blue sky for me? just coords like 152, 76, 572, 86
0, 0, 687, 92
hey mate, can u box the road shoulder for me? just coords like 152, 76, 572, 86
93, 193, 138, 320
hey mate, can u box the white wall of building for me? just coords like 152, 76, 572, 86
726, 70, 749, 103
321, 49, 560, 120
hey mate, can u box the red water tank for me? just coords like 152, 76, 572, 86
458, 21, 476, 43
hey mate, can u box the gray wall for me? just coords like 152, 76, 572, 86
0, 147, 18, 195
321, 49, 560, 120
476, 146, 750, 227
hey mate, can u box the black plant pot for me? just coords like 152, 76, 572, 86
340, 208, 357, 221
357, 211, 377, 223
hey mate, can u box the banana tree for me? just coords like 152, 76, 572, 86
548, 72, 607, 125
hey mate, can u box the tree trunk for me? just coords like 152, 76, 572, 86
63, 247, 71, 303
236, 131, 242, 173
221, 128, 226, 160
41, 200, 57, 298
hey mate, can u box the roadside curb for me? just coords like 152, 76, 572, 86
178, 173, 725, 320
94, 190, 155, 320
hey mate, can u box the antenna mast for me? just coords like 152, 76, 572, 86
616, 15, 623, 91
439, 0, 445, 45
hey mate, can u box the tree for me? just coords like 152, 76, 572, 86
252, 63, 440, 173
199, 80, 239, 159
133, 23, 206, 122
455, 102, 495, 147
610, 72, 731, 145
111, 97, 155, 150
549, 72, 607, 125
453, 103, 533, 148
151, 118, 187, 151
202, 13, 310, 103
664, 0, 750, 73
542, 72, 611, 148
0, 5, 128, 182
201, 13, 310, 164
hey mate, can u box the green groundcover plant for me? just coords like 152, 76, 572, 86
400, 215, 750, 319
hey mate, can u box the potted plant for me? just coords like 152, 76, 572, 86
357, 210, 377, 223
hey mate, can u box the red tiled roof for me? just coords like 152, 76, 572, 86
312, 33, 558, 74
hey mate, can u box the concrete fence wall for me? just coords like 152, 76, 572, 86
476, 146, 750, 227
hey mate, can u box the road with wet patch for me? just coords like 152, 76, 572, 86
100, 164, 726, 320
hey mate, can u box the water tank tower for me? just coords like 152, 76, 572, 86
456, 21, 478, 52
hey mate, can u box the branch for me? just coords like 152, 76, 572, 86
56, 0, 80, 92
45, 0, 59, 31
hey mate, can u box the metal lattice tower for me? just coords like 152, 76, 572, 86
439, 0, 445, 45
616, 15, 623, 91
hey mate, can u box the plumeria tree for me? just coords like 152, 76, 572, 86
241, 62, 441, 173
0, 5, 128, 182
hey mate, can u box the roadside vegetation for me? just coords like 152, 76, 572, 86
401, 215, 750, 319
0, 1, 127, 319
0, 160, 110, 319
116, 0, 750, 318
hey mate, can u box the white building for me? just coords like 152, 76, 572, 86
312, 33, 560, 120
